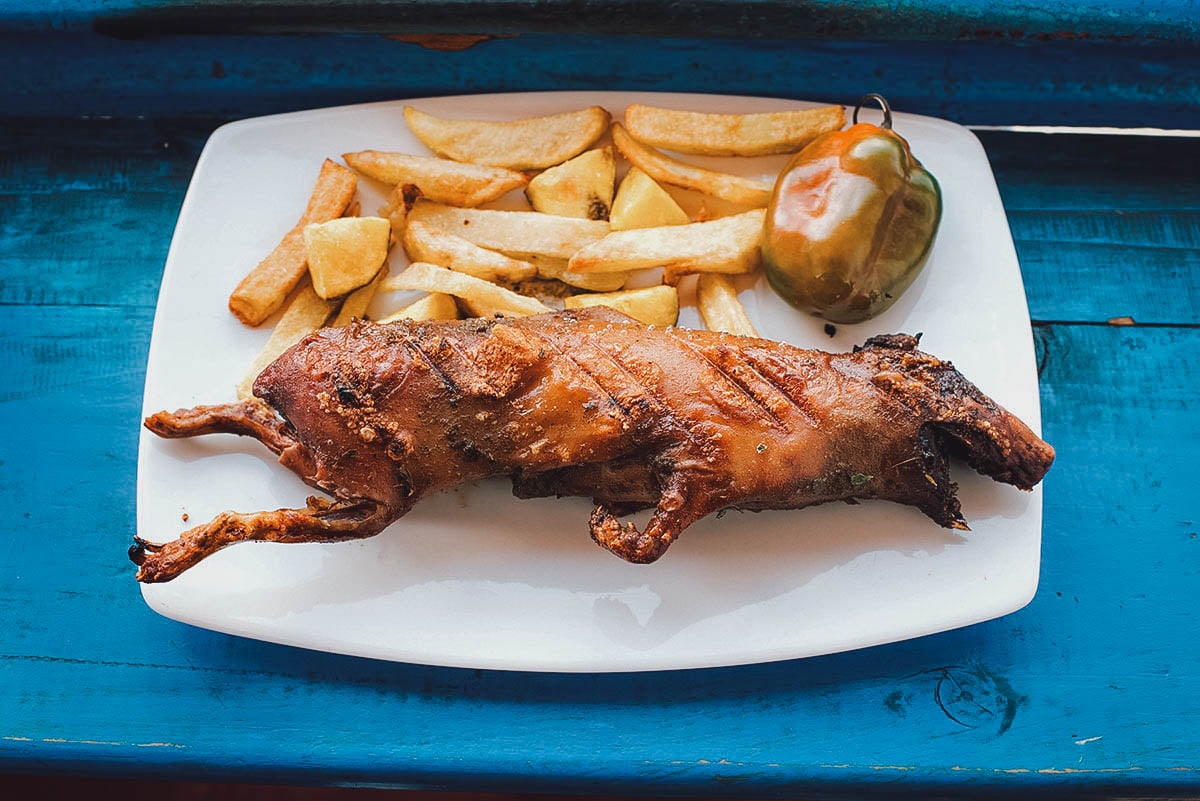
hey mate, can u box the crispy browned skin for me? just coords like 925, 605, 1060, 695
132, 308, 1054, 582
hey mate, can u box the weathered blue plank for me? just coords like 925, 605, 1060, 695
4, 31, 1199, 128
4, 0, 1200, 45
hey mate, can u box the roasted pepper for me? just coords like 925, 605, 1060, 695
763, 94, 941, 323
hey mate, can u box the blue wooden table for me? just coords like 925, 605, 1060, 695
2, 2, 1199, 797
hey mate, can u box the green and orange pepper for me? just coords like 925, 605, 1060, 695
763, 94, 942, 323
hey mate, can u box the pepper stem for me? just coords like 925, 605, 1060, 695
853, 93, 893, 130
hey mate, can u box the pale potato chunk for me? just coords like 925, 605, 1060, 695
525, 147, 616, 220
303, 216, 391, 299
609, 167, 690, 230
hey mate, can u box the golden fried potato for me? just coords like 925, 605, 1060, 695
696, 273, 758, 337
228, 159, 357, 326
381, 262, 552, 317
525, 147, 616, 220
303, 216, 391, 299
567, 208, 765, 279
611, 124, 773, 208
624, 103, 846, 157
564, 285, 679, 327
408, 201, 609, 261
609, 167, 690, 230
343, 150, 527, 207
404, 105, 611, 170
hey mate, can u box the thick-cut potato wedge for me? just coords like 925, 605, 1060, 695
330, 265, 390, 327
381, 262, 552, 317
525, 147, 616, 220
611, 124, 773, 208
304, 216, 391, 299
624, 103, 846, 157
564, 285, 679, 327
343, 151, 527, 207
409, 201, 609, 261
403, 219, 537, 284
696, 273, 758, 337
568, 209, 765, 279
404, 105, 611, 170
236, 281, 337, 399
375, 292, 459, 324
229, 159, 357, 326
609, 167, 690, 230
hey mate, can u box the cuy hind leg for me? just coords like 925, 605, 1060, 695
589, 470, 721, 564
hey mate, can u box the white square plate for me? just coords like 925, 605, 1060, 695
138, 91, 1043, 672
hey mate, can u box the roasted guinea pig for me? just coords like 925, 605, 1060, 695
132, 308, 1054, 582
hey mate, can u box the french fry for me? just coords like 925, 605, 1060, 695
563, 285, 679, 327
236, 281, 337, 399
403, 219, 538, 284
303, 216, 391, 299
409, 201, 609, 261
611, 123, 773, 208
228, 159, 357, 326
404, 105, 611, 170
567, 209, 765, 279
330, 265, 390, 327
696, 274, 758, 337
343, 150, 528, 207
624, 103, 846, 157
375, 292, 459, 324
381, 262, 553, 317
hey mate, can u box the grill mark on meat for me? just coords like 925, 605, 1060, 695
677, 338, 791, 429
520, 327, 633, 426
401, 332, 461, 398
561, 334, 671, 429
739, 348, 825, 429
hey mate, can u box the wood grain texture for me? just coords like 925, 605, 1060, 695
2, 116, 1199, 797
2, 31, 1198, 128
979, 132, 1200, 325
4, 0, 1200, 44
